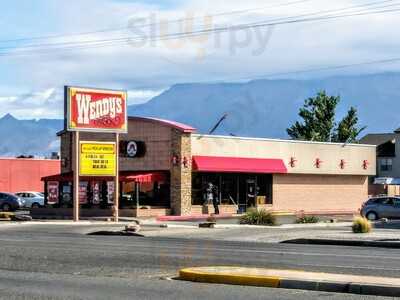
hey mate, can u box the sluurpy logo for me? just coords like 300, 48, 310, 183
126, 11, 274, 65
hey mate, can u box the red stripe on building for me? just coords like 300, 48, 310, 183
192, 156, 288, 174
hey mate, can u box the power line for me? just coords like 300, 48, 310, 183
2, 56, 400, 99
202, 57, 400, 83
0, 0, 396, 52
0, 0, 313, 45
1, 3, 399, 57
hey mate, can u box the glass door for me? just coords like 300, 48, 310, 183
246, 179, 257, 209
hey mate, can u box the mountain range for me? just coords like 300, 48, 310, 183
1, 72, 400, 157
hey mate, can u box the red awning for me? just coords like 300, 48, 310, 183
42, 171, 167, 183
125, 173, 167, 183
192, 156, 287, 174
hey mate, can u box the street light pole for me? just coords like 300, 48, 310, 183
73, 131, 80, 222
114, 133, 119, 222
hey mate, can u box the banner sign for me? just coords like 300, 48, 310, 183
47, 181, 59, 205
107, 181, 115, 204
79, 181, 88, 204
79, 142, 116, 176
65, 86, 128, 133
91, 182, 101, 205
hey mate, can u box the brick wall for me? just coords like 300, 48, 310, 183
192, 205, 238, 215
170, 130, 192, 215
273, 174, 368, 213
60, 118, 172, 173
119, 119, 171, 171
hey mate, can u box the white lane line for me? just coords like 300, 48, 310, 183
1, 237, 400, 262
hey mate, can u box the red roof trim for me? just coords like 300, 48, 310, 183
128, 116, 196, 133
192, 156, 287, 174
126, 172, 167, 183
42, 171, 169, 182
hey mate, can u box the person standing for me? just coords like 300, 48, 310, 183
205, 182, 220, 215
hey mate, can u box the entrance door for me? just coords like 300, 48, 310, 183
238, 177, 256, 213
246, 179, 257, 208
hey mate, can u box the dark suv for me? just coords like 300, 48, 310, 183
0, 192, 24, 211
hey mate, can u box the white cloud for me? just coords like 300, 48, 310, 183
0, 88, 63, 119
127, 89, 164, 104
0, 87, 164, 119
2, 0, 400, 118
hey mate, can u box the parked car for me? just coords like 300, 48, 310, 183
0, 192, 24, 211
15, 191, 44, 209
361, 196, 400, 220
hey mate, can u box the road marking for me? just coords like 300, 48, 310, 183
1, 237, 400, 262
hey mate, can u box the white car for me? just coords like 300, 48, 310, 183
15, 192, 44, 209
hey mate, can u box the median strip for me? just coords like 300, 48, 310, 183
179, 266, 400, 297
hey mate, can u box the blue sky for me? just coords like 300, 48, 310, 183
1, 0, 400, 118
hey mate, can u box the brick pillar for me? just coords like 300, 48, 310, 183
170, 130, 192, 215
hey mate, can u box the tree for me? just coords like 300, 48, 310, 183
287, 91, 338, 142
287, 91, 365, 143
332, 107, 366, 143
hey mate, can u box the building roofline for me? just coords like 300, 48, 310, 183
128, 116, 196, 133
192, 133, 376, 148
0, 157, 60, 162
57, 117, 197, 135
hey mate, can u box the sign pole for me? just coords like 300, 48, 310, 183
74, 131, 80, 222
114, 133, 119, 222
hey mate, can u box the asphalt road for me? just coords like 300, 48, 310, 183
0, 224, 399, 300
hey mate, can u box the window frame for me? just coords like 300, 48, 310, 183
380, 158, 393, 172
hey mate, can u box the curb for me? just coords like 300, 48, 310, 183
282, 238, 400, 249
178, 267, 400, 297
179, 268, 280, 288
214, 222, 352, 229
156, 214, 235, 222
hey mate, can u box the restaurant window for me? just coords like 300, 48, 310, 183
380, 158, 393, 172
256, 174, 273, 205
192, 173, 273, 208
192, 173, 204, 205
121, 179, 170, 208
221, 174, 238, 205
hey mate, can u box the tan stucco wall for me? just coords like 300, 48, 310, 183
191, 135, 376, 176
272, 174, 368, 213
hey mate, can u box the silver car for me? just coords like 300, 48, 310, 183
361, 196, 400, 220
15, 191, 44, 209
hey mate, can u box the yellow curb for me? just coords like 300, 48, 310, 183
271, 212, 295, 217
179, 267, 400, 297
179, 267, 281, 288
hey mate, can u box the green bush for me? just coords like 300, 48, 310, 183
240, 208, 276, 226
352, 217, 372, 233
0, 212, 14, 220
296, 215, 320, 224
206, 216, 217, 223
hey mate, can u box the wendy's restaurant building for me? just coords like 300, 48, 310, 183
41, 116, 376, 218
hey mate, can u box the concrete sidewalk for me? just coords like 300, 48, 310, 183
179, 266, 400, 297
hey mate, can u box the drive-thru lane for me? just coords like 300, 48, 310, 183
0, 224, 398, 299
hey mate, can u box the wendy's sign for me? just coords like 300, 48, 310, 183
65, 86, 128, 133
